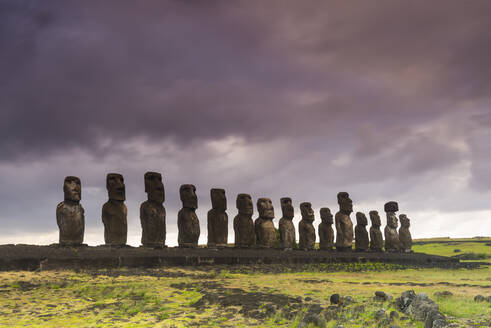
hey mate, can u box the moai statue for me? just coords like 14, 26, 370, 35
178, 184, 200, 248
399, 214, 413, 253
279, 197, 296, 250
140, 172, 166, 248
384, 201, 400, 252
254, 198, 276, 248
355, 212, 369, 252
56, 176, 85, 246
207, 188, 228, 248
318, 208, 334, 251
335, 192, 354, 251
102, 173, 127, 246
369, 210, 384, 252
299, 202, 316, 251
233, 193, 255, 248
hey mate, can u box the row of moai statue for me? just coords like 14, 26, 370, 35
56, 173, 412, 252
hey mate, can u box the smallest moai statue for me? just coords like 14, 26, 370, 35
279, 197, 296, 250
299, 202, 316, 251
57, 176, 85, 246
178, 184, 200, 248
354, 212, 369, 252
318, 208, 334, 251
384, 201, 400, 252
234, 193, 255, 248
398, 214, 413, 253
369, 210, 384, 252
102, 173, 127, 246
207, 188, 228, 248
255, 198, 276, 248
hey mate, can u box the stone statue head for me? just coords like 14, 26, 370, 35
320, 207, 333, 224
106, 173, 125, 201
180, 184, 197, 209
337, 192, 353, 214
280, 197, 294, 220
356, 212, 368, 226
369, 210, 381, 227
63, 176, 81, 202
384, 201, 399, 213
399, 214, 410, 228
300, 202, 314, 222
211, 188, 227, 210
144, 171, 164, 203
257, 198, 274, 220
236, 193, 253, 215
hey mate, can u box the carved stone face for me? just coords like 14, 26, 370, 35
63, 176, 81, 202
337, 192, 353, 214
257, 198, 274, 219
211, 188, 226, 210
320, 207, 333, 224
399, 214, 410, 228
107, 173, 125, 201
369, 210, 381, 227
280, 197, 294, 220
180, 184, 197, 209
356, 212, 368, 226
236, 194, 253, 215
387, 212, 398, 229
300, 202, 314, 222
144, 171, 164, 203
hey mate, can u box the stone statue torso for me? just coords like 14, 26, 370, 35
399, 227, 412, 252
178, 207, 200, 247
355, 225, 369, 251
299, 219, 315, 250
335, 212, 353, 248
279, 218, 296, 249
318, 222, 334, 250
102, 200, 127, 245
370, 226, 383, 251
140, 201, 166, 247
234, 213, 255, 247
255, 217, 276, 248
384, 225, 400, 252
207, 209, 228, 247
56, 202, 85, 245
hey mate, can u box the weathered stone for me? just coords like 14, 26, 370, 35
234, 194, 255, 248
384, 201, 400, 252
56, 176, 85, 246
396, 290, 416, 312
474, 295, 485, 302
375, 308, 387, 321
140, 172, 166, 248
299, 202, 316, 251
279, 197, 296, 250
424, 310, 446, 328
319, 208, 335, 251
178, 184, 200, 248
399, 214, 412, 253
102, 173, 127, 246
207, 188, 228, 248
390, 311, 399, 320
408, 293, 439, 322
330, 294, 340, 305
434, 291, 453, 298
355, 212, 369, 252
369, 210, 384, 252
255, 198, 276, 248
298, 314, 326, 328
375, 291, 392, 302
335, 192, 353, 251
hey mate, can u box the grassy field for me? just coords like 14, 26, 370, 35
0, 239, 489, 327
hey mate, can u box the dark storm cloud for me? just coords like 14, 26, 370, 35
0, 1, 491, 243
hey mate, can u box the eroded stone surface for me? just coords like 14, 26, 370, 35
57, 176, 85, 246
207, 188, 228, 247
140, 172, 166, 247
279, 197, 296, 249
299, 202, 316, 251
335, 192, 353, 251
399, 214, 412, 253
369, 210, 384, 252
384, 201, 400, 252
318, 208, 334, 251
102, 173, 127, 246
234, 194, 255, 248
255, 198, 276, 248
355, 212, 369, 252
178, 184, 200, 248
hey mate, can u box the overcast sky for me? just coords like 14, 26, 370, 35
1, 0, 490, 246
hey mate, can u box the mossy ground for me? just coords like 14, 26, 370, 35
0, 239, 489, 327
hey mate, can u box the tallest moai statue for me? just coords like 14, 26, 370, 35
57, 176, 85, 246
279, 197, 296, 250
384, 201, 400, 252
335, 192, 354, 251
102, 173, 127, 246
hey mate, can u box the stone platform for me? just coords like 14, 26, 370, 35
0, 244, 462, 271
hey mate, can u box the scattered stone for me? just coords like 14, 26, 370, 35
178, 184, 200, 247
279, 198, 296, 250
378, 317, 392, 327
318, 208, 335, 251
390, 310, 399, 320
424, 310, 446, 328
486, 296, 491, 302
335, 192, 354, 251
375, 308, 387, 321
305, 296, 312, 301
396, 290, 416, 312
330, 294, 341, 305
375, 291, 391, 301
298, 314, 326, 328
299, 202, 316, 251
432, 319, 447, 328
255, 198, 276, 248
453, 249, 461, 253
324, 306, 338, 321
233, 194, 255, 248
434, 291, 453, 298
474, 295, 485, 302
